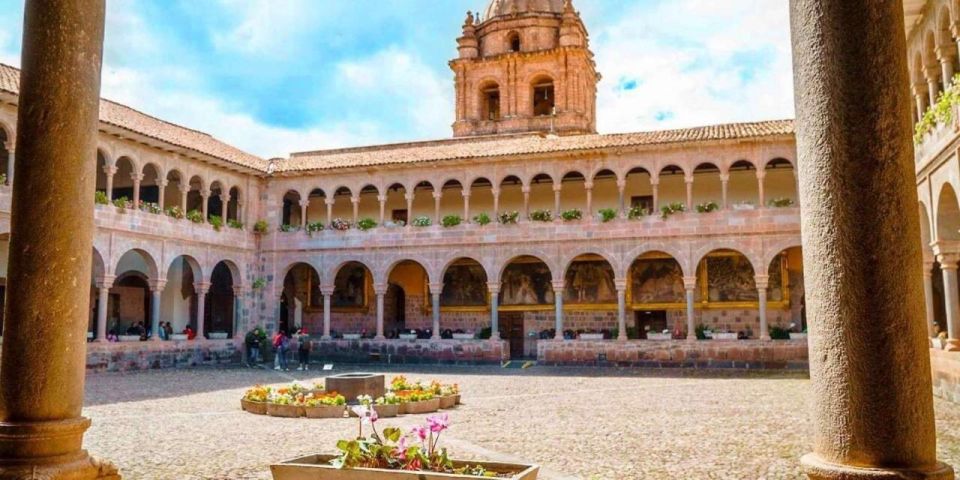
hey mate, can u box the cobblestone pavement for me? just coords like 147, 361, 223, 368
81, 365, 960, 479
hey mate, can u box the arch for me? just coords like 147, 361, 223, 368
163, 169, 185, 210
385, 259, 430, 336
161, 255, 202, 335
764, 157, 797, 206
185, 175, 205, 214
628, 251, 686, 306
282, 190, 303, 228
592, 168, 620, 213
479, 80, 501, 121
508, 31, 521, 52
281, 262, 322, 335
411, 181, 435, 223
114, 248, 159, 280
205, 261, 238, 338
139, 162, 163, 208
559, 171, 586, 213
383, 183, 407, 226
937, 182, 960, 241
207, 180, 226, 221
920, 201, 934, 256
531, 74, 555, 116
440, 257, 489, 317
499, 254, 555, 306
439, 179, 464, 221
562, 253, 618, 305
357, 183, 380, 223
166, 254, 202, 284
383, 257, 432, 286
621, 167, 653, 214
95, 149, 109, 195
112, 156, 137, 202
529, 173, 555, 216
226, 186, 241, 223
766, 246, 805, 329
91, 247, 106, 281
306, 188, 327, 225
692, 162, 722, 209
728, 160, 759, 208
695, 248, 758, 303
330, 186, 354, 222
657, 164, 686, 209
498, 175, 524, 216
468, 177, 494, 221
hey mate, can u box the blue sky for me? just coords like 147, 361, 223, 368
0, 0, 793, 158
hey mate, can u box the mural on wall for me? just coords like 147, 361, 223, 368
630, 258, 685, 304
500, 259, 553, 306
766, 253, 786, 302
564, 260, 617, 304
441, 262, 488, 306
704, 254, 758, 302
332, 263, 367, 308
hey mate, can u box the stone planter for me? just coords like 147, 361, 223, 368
271, 454, 540, 480
439, 395, 457, 409
454, 393, 461, 405
398, 334, 417, 340
374, 403, 399, 418
342, 334, 362, 340
118, 335, 141, 342
646, 333, 672, 340
452, 333, 475, 340
402, 398, 440, 415
208, 332, 229, 340
789, 333, 807, 340
241, 399, 267, 415
303, 405, 345, 419
579, 333, 603, 340
267, 403, 302, 418
170, 334, 189, 341
711, 333, 738, 341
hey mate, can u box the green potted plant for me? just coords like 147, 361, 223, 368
441, 215, 461, 228
472, 212, 491, 226
660, 202, 685, 219
253, 219, 269, 234
94, 190, 109, 205
186, 209, 204, 224
598, 208, 617, 223
560, 209, 582, 221
411, 216, 432, 227
695, 201, 719, 213
529, 209, 553, 222
498, 211, 520, 225
209, 215, 224, 231
628, 205, 649, 220
357, 218, 378, 231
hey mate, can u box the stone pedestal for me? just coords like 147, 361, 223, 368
324, 373, 385, 402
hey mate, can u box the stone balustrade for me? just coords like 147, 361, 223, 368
538, 339, 809, 369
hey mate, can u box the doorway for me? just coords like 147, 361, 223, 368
501, 312, 526, 359
635, 310, 668, 339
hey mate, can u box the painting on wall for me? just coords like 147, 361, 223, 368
630, 258, 685, 304
766, 253, 785, 302
705, 255, 758, 302
332, 263, 367, 308
500, 260, 553, 306
441, 263, 488, 306
564, 260, 617, 304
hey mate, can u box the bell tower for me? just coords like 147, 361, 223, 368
450, 0, 599, 137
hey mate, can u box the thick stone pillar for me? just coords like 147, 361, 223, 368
149, 282, 164, 341
430, 283, 442, 340
755, 275, 770, 340
552, 280, 564, 340
94, 277, 113, 343
488, 283, 499, 340
4, 145, 13, 186
321, 286, 333, 340
616, 281, 627, 341
790, 1, 953, 477
684, 276, 697, 340
0, 1, 115, 478
940, 256, 960, 344
195, 282, 209, 339
924, 264, 938, 338
374, 284, 386, 340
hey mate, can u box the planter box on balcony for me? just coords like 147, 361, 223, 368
452, 333, 475, 340
208, 332, 229, 340
342, 334, 362, 340
789, 333, 807, 341
646, 333, 672, 340
170, 334, 189, 341
271, 454, 540, 480
398, 334, 417, 340
118, 335, 142, 342
579, 333, 604, 340
711, 333, 738, 341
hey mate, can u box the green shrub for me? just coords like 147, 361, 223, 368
660, 202, 685, 219
165, 206, 184, 219
498, 211, 520, 224
228, 219, 244, 229
628, 205, 649, 220
253, 220, 269, 233
560, 209, 582, 221
411, 216, 432, 227
915, 73, 960, 144
769, 326, 791, 340
529, 209, 553, 222
279, 223, 299, 232
473, 212, 491, 226
306, 221, 325, 233
252, 278, 267, 290
113, 196, 130, 212
186, 209, 204, 223
767, 197, 795, 208
209, 215, 224, 231
95, 191, 109, 205
357, 218, 378, 231
139, 202, 162, 214
695, 201, 719, 213
441, 215, 462, 228
598, 208, 617, 223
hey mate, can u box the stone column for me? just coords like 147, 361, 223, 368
756, 170, 766, 208
651, 180, 660, 212
131, 172, 143, 210
321, 285, 333, 340
378, 195, 387, 225
232, 286, 244, 335
584, 182, 593, 220
720, 174, 730, 210
374, 284, 386, 340
94, 276, 113, 343
684, 276, 697, 340
926, 66, 941, 107
195, 282, 209, 339
913, 83, 927, 120
488, 283, 500, 340
684, 176, 693, 211
552, 184, 561, 219
157, 179, 167, 211
522, 186, 531, 220
790, 1, 954, 477
4, 145, 13, 186
404, 194, 414, 225
149, 281, 164, 341
179, 184, 189, 211
923, 263, 938, 338
299, 199, 309, 229
616, 281, 627, 341
552, 280, 565, 340
351, 196, 360, 224
463, 191, 471, 222
938, 46, 957, 89
755, 275, 770, 340
940, 255, 960, 344
104, 165, 117, 200
0, 1, 114, 477
430, 283, 442, 340
325, 198, 334, 225
492, 188, 500, 218
200, 189, 210, 223
616, 180, 626, 216
432, 191, 442, 224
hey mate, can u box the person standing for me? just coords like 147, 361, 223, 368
245, 328, 260, 366
272, 330, 284, 371
296, 328, 310, 371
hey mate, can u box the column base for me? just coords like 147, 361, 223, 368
686, 335, 697, 341
801, 453, 954, 480
374, 335, 385, 341
554, 335, 564, 341
617, 335, 627, 342
321, 336, 332, 341
0, 418, 120, 479
760, 335, 771, 341
489, 332, 499, 341
945, 339, 960, 352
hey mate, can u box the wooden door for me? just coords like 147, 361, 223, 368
501, 312, 525, 359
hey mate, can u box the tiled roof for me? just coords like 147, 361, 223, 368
279, 119, 795, 173
0, 63, 268, 172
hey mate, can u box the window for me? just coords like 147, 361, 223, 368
482, 86, 501, 121
509, 32, 521, 52
631, 195, 654, 212
392, 209, 408, 224
533, 80, 555, 116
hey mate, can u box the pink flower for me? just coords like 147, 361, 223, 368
426, 413, 449, 433
351, 405, 378, 424
410, 425, 428, 441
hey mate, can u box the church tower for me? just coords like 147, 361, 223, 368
450, 0, 599, 137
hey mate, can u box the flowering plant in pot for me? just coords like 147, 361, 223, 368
303, 392, 346, 419
241, 385, 271, 415
331, 218, 352, 231
437, 384, 460, 409
267, 391, 302, 418
352, 394, 400, 418
270, 409, 539, 479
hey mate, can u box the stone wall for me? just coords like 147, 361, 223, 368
930, 347, 960, 403
537, 339, 809, 369
309, 339, 508, 364
85, 340, 241, 372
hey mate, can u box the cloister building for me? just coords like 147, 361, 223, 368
0, 0, 808, 369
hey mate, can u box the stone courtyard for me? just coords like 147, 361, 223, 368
80, 366, 960, 479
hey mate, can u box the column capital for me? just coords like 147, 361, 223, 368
3, 141, 13, 152
178, 183, 190, 194
684, 175, 694, 184
373, 283, 389, 296
938, 253, 960, 267
487, 282, 500, 294
614, 279, 628, 291
719, 173, 730, 182
682, 276, 698, 290
95, 275, 116, 289
377, 195, 387, 203
149, 280, 167, 293
298, 199, 310, 208
521, 186, 531, 194
584, 181, 594, 190
755, 170, 766, 180
937, 44, 958, 61
428, 282, 444, 294
320, 284, 335, 296
200, 189, 211, 199
462, 191, 471, 198
552, 184, 562, 193
404, 193, 414, 202
350, 196, 360, 204
432, 191, 442, 200
103, 165, 117, 176
491, 188, 501, 196
616, 179, 627, 189
550, 279, 566, 290
754, 274, 770, 290
325, 198, 336, 206
194, 282, 211, 294
157, 179, 168, 188
924, 65, 941, 80
130, 172, 144, 183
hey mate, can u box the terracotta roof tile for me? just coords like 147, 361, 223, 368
280, 119, 795, 173
0, 63, 267, 172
